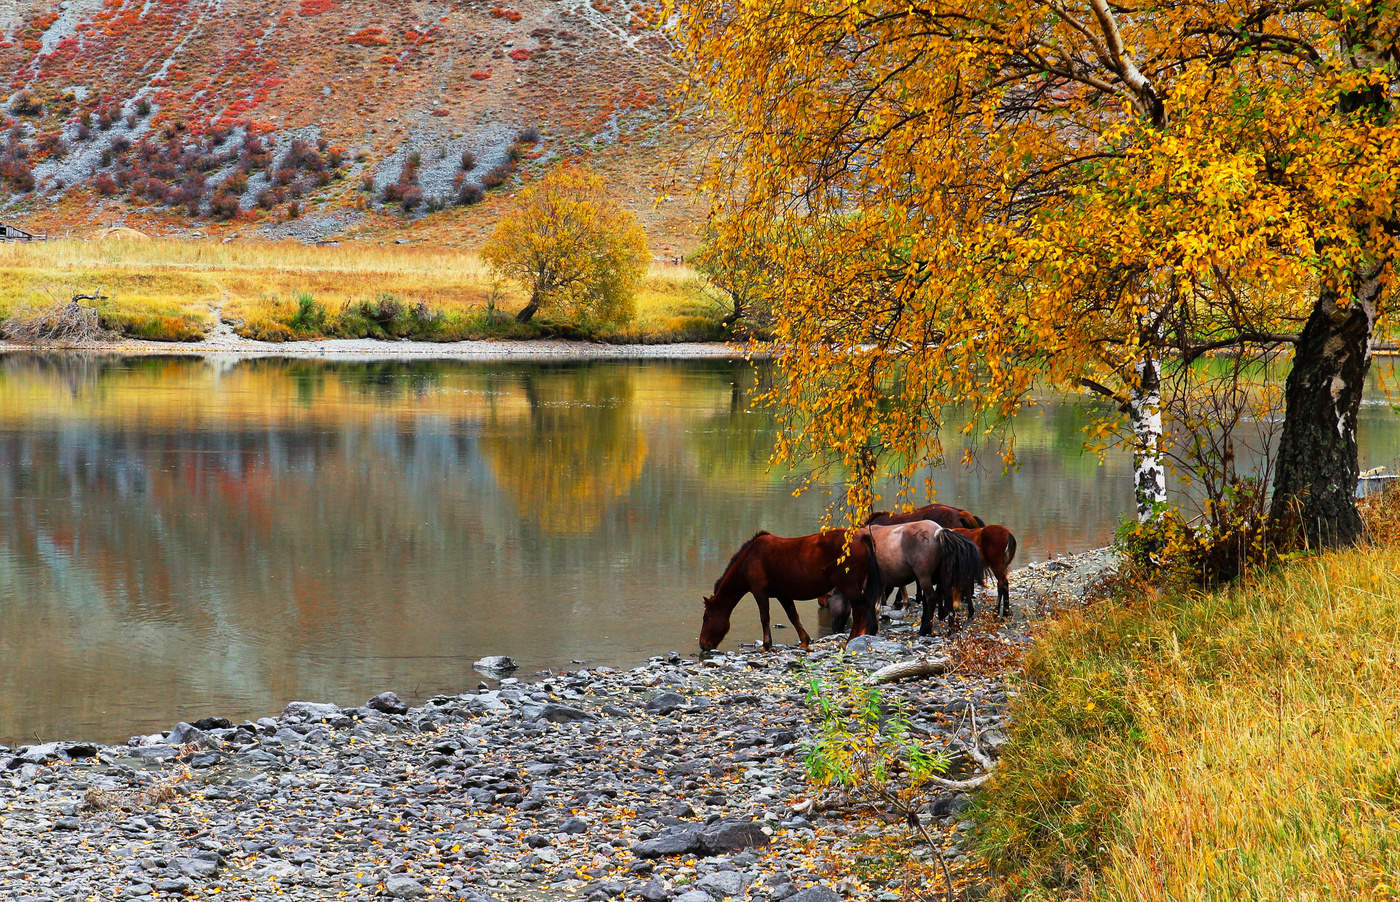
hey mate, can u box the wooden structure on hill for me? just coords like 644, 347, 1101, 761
0, 222, 45, 242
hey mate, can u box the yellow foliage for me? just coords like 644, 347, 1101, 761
670, 0, 1399, 521
481, 166, 650, 326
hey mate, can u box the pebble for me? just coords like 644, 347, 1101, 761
0, 550, 1115, 901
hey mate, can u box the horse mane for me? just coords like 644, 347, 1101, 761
863, 511, 891, 526
713, 531, 771, 593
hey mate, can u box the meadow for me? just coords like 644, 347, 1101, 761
0, 238, 728, 343
974, 492, 1400, 900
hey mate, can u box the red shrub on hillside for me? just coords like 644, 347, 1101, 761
347, 28, 390, 46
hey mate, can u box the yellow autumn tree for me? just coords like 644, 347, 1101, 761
671, 0, 1399, 546
481, 166, 650, 325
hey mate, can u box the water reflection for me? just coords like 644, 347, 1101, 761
0, 354, 1393, 744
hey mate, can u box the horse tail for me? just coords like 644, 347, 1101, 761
938, 529, 984, 597
1005, 530, 1018, 567
974, 514, 987, 528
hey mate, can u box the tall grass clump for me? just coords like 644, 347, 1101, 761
974, 510, 1400, 900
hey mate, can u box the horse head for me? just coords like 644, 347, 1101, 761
698, 593, 731, 652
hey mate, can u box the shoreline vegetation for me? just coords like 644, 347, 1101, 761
0, 239, 743, 346
976, 491, 1400, 900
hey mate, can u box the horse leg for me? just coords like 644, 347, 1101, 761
946, 589, 963, 635
755, 594, 774, 651
997, 567, 1011, 619
918, 586, 939, 637
892, 584, 907, 610
776, 597, 811, 650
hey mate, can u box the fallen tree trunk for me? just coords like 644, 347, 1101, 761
868, 656, 950, 684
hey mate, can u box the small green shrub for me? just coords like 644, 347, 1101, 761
289, 292, 327, 334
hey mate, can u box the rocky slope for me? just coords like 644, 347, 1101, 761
0, 0, 697, 246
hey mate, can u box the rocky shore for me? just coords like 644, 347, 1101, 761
0, 550, 1115, 902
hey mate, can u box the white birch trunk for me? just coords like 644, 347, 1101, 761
1129, 355, 1167, 522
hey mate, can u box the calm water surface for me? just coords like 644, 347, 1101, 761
1, 354, 1396, 744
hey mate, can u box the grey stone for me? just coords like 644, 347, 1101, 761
556, 817, 588, 834
473, 655, 518, 673
19, 742, 62, 764
367, 691, 409, 715
844, 635, 903, 654
384, 875, 426, 898
52, 817, 80, 831
787, 887, 842, 902
630, 826, 703, 858
534, 703, 598, 724
281, 701, 341, 721
167, 723, 207, 746
128, 744, 179, 762
699, 820, 770, 854
697, 870, 749, 897
673, 893, 714, 902
637, 879, 668, 902
171, 857, 219, 878
644, 692, 686, 715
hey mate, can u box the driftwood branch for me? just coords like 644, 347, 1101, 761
868, 656, 950, 684
925, 703, 997, 791
2, 288, 110, 344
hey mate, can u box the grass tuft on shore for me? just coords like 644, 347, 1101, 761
0, 239, 732, 343
975, 509, 1400, 900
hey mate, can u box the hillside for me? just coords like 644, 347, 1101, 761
0, 0, 705, 254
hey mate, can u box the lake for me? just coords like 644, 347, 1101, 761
1, 353, 1395, 745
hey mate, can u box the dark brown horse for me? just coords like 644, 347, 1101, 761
699, 530, 884, 652
951, 525, 1018, 619
865, 504, 984, 530
931, 528, 984, 633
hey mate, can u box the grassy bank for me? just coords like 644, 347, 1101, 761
975, 533, 1400, 899
0, 239, 728, 343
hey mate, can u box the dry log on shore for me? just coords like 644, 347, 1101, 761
868, 656, 950, 684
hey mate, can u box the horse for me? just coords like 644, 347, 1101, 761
698, 529, 884, 653
865, 504, 985, 530
950, 525, 1018, 619
864, 504, 985, 608
824, 522, 984, 636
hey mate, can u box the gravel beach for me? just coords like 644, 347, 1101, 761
0, 550, 1116, 902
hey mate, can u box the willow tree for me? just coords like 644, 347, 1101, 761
672, 0, 1398, 545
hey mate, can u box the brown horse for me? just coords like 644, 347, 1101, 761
865, 504, 984, 530
699, 530, 883, 652
865, 504, 984, 608
951, 525, 1018, 619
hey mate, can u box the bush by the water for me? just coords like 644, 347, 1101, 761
974, 535, 1400, 899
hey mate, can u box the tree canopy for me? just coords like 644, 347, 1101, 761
481, 166, 650, 325
672, 0, 1398, 544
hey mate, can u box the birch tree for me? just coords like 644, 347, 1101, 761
671, 0, 1398, 544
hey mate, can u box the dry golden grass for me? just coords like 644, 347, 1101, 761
977, 531, 1400, 900
0, 239, 727, 342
